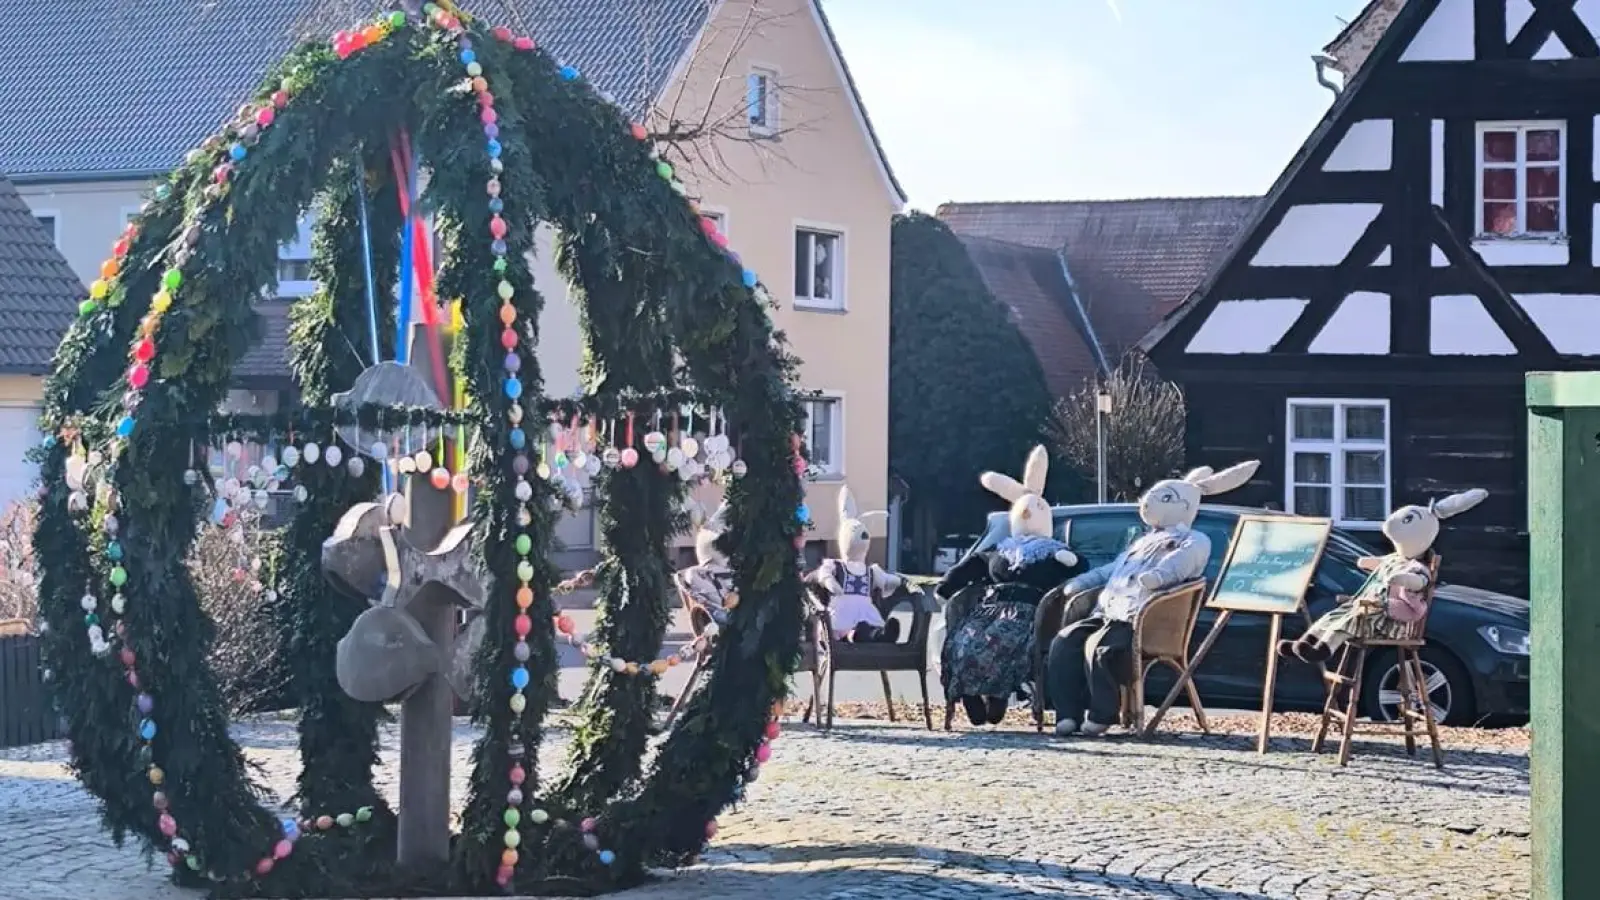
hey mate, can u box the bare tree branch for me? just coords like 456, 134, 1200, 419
1046, 354, 1187, 502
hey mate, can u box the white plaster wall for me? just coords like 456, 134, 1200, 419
1579, 0, 1600, 38
1400, 0, 1474, 61
1323, 120, 1392, 172
1185, 298, 1308, 354
1307, 292, 1390, 354
1509, 0, 1536, 35
1250, 204, 1381, 267
530, 223, 584, 400
1472, 240, 1568, 266
1430, 294, 1516, 354
1430, 120, 1445, 206
1534, 34, 1570, 59
1514, 294, 1600, 354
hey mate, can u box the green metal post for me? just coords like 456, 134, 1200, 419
1526, 371, 1600, 900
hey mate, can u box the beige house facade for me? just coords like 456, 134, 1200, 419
2, 0, 905, 560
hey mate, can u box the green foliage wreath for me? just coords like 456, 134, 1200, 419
31, 7, 806, 897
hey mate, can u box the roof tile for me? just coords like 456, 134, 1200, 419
0, 0, 709, 180
956, 235, 1098, 397
0, 176, 86, 373
940, 197, 1259, 362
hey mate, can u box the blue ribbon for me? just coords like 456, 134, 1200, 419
354, 170, 381, 366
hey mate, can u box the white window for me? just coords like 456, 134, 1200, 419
802, 395, 843, 477
33, 213, 58, 248
1476, 121, 1565, 238
277, 215, 316, 298
1285, 399, 1390, 527
747, 67, 778, 135
794, 227, 843, 310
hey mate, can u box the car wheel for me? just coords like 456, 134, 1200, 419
1362, 647, 1475, 727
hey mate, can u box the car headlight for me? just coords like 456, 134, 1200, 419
1478, 624, 1530, 656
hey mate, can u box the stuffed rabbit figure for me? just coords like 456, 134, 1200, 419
809, 486, 904, 642
678, 500, 737, 627
1284, 488, 1487, 663
1046, 459, 1259, 736
979, 445, 1078, 570
935, 446, 1086, 726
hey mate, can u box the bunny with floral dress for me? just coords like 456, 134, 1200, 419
1282, 489, 1487, 663
936, 446, 1084, 726
807, 485, 905, 642
1046, 460, 1259, 736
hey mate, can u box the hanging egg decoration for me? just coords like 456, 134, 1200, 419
182, 468, 199, 486
650, 449, 666, 465
369, 441, 388, 460
620, 447, 639, 468
398, 454, 417, 474
679, 436, 700, 460
584, 455, 602, 477
226, 441, 244, 459
64, 455, 88, 491
347, 456, 366, 478
451, 472, 471, 493
302, 442, 321, 464
602, 447, 621, 468
253, 490, 271, 510
415, 449, 433, 472
261, 454, 278, 473
731, 459, 748, 478
665, 447, 685, 470
293, 485, 309, 503
282, 445, 301, 467
430, 467, 451, 490
324, 444, 343, 468
643, 431, 666, 454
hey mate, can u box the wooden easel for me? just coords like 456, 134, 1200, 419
1144, 515, 1331, 753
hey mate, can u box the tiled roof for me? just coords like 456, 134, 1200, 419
0, 176, 86, 373
0, 0, 709, 180
939, 197, 1259, 363
236, 302, 292, 382
956, 235, 1100, 397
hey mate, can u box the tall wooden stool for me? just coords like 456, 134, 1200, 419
1311, 556, 1443, 768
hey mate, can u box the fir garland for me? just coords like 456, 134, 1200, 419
32, 8, 806, 897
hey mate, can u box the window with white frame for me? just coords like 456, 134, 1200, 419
747, 67, 778, 135
1286, 399, 1390, 526
1477, 121, 1565, 238
277, 215, 317, 298
802, 396, 843, 476
794, 228, 842, 310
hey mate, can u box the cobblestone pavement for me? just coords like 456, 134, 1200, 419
0, 715, 1529, 900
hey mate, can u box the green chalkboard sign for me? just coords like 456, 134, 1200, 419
1205, 515, 1333, 614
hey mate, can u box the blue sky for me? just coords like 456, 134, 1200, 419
823, 0, 1372, 211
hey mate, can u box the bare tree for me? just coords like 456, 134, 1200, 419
187, 510, 289, 715
0, 501, 38, 625
1047, 354, 1186, 502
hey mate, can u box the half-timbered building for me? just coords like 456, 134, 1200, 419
1142, 0, 1600, 593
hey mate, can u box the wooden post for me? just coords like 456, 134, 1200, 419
396, 471, 455, 869
1526, 371, 1600, 900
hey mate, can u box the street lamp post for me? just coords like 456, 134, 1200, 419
1095, 387, 1112, 504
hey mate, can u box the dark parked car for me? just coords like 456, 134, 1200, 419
956, 503, 1530, 726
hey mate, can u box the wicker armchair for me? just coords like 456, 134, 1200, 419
663, 571, 826, 729
805, 579, 935, 731
1030, 578, 1210, 734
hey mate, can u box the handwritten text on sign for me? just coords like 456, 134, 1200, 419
1206, 515, 1332, 615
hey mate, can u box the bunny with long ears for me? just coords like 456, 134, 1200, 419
806, 485, 906, 642
1284, 489, 1487, 663
937, 446, 1087, 727
1046, 458, 1260, 736
677, 500, 738, 628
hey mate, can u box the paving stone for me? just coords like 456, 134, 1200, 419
0, 718, 1529, 899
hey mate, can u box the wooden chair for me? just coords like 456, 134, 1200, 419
664, 572, 825, 729
1031, 579, 1210, 734
806, 580, 935, 731
1312, 555, 1444, 768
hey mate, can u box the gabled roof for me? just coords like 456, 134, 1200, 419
807, 0, 908, 205
1138, 0, 1434, 356
0, 0, 710, 181
1323, 0, 1406, 77
941, 197, 1258, 366
955, 235, 1100, 396
0, 176, 86, 373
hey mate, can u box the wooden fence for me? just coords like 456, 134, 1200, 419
0, 630, 65, 748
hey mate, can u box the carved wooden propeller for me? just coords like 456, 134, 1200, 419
323, 491, 486, 703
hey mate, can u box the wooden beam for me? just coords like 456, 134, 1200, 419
1284, 169, 1392, 204
1429, 207, 1562, 362
1568, 115, 1595, 269
1506, 1, 1557, 58
1475, 0, 1509, 60
1393, 116, 1434, 354
1540, 0, 1599, 57
1271, 212, 1391, 353
1442, 119, 1476, 238
1356, 60, 1600, 118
